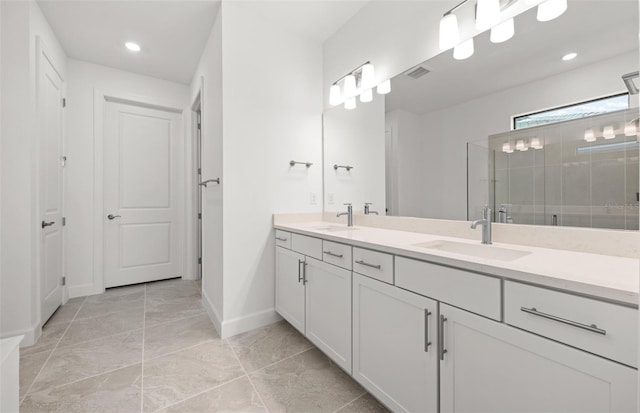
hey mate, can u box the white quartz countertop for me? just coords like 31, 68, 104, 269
274, 221, 639, 306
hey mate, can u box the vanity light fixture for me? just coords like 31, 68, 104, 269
125, 42, 141, 52
360, 88, 373, 103
603, 125, 616, 140
454, 38, 475, 60
584, 128, 596, 142
562, 52, 577, 61
515, 139, 528, 151
530, 137, 543, 149
624, 119, 638, 136
502, 142, 514, 153
329, 61, 383, 108
377, 79, 391, 95
439, 13, 460, 50
490, 18, 514, 43
361, 63, 376, 89
537, 0, 567, 22
343, 74, 357, 98
329, 84, 341, 106
476, 0, 501, 31
344, 96, 357, 110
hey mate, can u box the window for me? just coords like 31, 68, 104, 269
513, 93, 629, 130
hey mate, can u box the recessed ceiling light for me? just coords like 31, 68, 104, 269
562, 52, 577, 61
125, 42, 141, 52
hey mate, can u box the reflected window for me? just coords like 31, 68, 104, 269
513, 93, 630, 130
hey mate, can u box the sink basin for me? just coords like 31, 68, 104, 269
413, 240, 531, 262
311, 225, 359, 232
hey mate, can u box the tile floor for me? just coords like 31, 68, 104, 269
19, 278, 389, 413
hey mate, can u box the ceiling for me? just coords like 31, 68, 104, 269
386, 0, 639, 115
37, 0, 368, 85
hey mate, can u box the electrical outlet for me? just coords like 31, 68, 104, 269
328, 193, 335, 205
310, 192, 317, 205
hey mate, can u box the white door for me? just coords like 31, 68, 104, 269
305, 257, 352, 373
104, 101, 181, 287
352, 273, 438, 413
439, 304, 638, 413
275, 247, 306, 334
39, 51, 64, 323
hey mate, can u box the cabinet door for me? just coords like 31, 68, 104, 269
275, 247, 306, 334
353, 273, 438, 413
305, 257, 352, 373
440, 304, 638, 413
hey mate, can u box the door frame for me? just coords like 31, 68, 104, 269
189, 79, 204, 280
35, 36, 66, 329
92, 90, 186, 294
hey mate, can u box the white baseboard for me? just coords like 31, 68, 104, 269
67, 283, 103, 299
220, 308, 282, 339
1, 323, 40, 347
201, 289, 222, 337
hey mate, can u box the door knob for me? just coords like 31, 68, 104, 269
41, 220, 55, 228
107, 214, 121, 220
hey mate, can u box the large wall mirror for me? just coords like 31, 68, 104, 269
323, 0, 639, 230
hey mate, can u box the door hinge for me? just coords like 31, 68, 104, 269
198, 257, 202, 264
197, 168, 201, 175
61, 276, 66, 286
62, 217, 66, 226
61, 156, 67, 167
197, 123, 201, 130
62, 98, 66, 108
198, 213, 202, 219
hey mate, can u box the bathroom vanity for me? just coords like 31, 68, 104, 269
273, 216, 638, 413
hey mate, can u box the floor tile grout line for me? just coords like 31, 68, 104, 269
246, 345, 315, 375
20, 296, 87, 404
331, 391, 367, 413
226, 339, 271, 413
141, 284, 147, 413
144, 337, 217, 363
148, 374, 249, 413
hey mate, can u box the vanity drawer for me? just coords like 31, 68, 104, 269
352, 248, 394, 284
395, 257, 501, 320
322, 241, 352, 270
274, 230, 291, 249
505, 281, 637, 367
291, 233, 322, 260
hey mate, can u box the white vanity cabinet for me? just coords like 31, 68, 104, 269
439, 303, 638, 413
275, 246, 306, 333
352, 273, 438, 413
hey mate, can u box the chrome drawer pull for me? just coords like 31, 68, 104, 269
520, 307, 606, 336
275, 237, 288, 242
439, 315, 448, 361
323, 251, 344, 258
424, 310, 432, 352
355, 260, 381, 270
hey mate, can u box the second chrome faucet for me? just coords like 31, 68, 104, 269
336, 203, 353, 227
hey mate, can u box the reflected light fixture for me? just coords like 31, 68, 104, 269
361, 63, 376, 89
537, 0, 567, 22
439, 13, 460, 50
125, 42, 141, 52
490, 18, 514, 44
453, 38, 474, 60
329, 84, 341, 106
562, 52, 577, 61
377, 79, 391, 95
603, 125, 616, 140
343, 74, 357, 98
345, 97, 357, 110
624, 119, 638, 137
476, 0, 501, 31
530, 137, 543, 149
584, 128, 596, 142
502, 142, 514, 153
515, 139, 528, 151
360, 88, 373, 103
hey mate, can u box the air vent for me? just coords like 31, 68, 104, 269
405, 66, 431, 79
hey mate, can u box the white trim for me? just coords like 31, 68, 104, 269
1, 324, 40, 348
202, 288, 222, 337
67, 283, 103, 299
220, 309, 283, 339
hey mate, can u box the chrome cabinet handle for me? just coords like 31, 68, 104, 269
107, 214, 121, 220
276, 237, 288, 242
303, 262, 308, 285
520, 307, 606, 335
298, 259, 304, 283
424, 310, 432, 352
323, 251, 344, 258
355, 260, 381, 270
41, 220, 55, 228
439, 315, 448, 361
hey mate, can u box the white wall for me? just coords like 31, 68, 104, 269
216, 1, 323, 337
324, 98, 385, 214
64, 60, 190, 298
0, 0, 67, 345
189, 10, 224, 331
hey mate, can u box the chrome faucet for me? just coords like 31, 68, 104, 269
336, 203, 353, 227
497, 204, 513, 224
364, 203, 379, 215
471, 206, 492, 245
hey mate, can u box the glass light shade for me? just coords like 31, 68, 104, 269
584, 128, 596, 142
361, 64, 375, 89
537, 0, 567, 22
329, 84, 341, 106
490, 18, 514, 43
344, 96, 356, 110
439, 13, 460, 50
515, 139, 528, 151
502, 142, 514, 153
343, 74, 357, 98
453, 38, 474, 60
376, 79, 391, 95
476, 0, 501, 31
360, 88, 373, 103
603, 125, 616, 140
530, 137, 543, 149
624, 121, 637, 136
